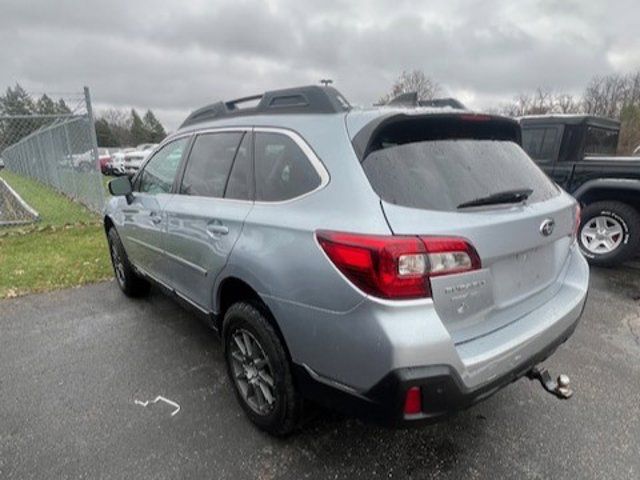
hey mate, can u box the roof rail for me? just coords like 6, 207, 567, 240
180, 85, 351, 128
384, 92, 466, 110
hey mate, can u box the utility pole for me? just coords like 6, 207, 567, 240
320, 79, 333, 87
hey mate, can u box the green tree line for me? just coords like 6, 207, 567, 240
95, 108, 166, 148
0, 83, 167, 150
0, 84, 72, 149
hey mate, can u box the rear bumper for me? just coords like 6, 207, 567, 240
294, 307, 583, 426
285, 247, 588, 426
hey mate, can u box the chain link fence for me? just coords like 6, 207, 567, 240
0, 176, 40, 227
0, 87, 105, 214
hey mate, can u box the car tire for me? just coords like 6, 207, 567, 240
223, 301, 301, 436
578, 201, 640, 266
107, 227, 150, 297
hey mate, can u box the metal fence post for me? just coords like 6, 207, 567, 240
47, 127, 62, 192
62, 121, 78, 201
84, 86, 104, 211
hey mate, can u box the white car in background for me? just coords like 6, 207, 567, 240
110, 148, 134, 176
123, 143, 158, 176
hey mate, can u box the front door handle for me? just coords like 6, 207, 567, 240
206, 224, 229, 236
150, 212, 162, 225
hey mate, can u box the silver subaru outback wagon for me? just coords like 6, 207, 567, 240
105, 85, 589, 435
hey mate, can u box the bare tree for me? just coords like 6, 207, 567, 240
583, 74, 628, 118
379, 70, 441, 104
499, 71, 640, 154
580, 73, 640, 153
499, 89, 580, 116
554, 93, 579, 113
101, 108, 130, 126
619, 105, 640, 155
627, 72, 640, 108
99, 108, 132, 147
529, 88, 554, 114
500, 93, 534, 117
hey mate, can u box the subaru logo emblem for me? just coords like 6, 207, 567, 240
540, 219, 555, 237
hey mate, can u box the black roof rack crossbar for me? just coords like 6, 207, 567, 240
226, 94, 263, 110
180, 85, 351, 128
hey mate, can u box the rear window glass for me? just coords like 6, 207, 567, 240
254, 132, 321, 201
363, 140, 559, 211
584, 127, 618, 155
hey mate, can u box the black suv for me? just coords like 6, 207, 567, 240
520, 115, 640, 265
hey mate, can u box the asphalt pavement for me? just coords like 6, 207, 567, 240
1, 263, 639, 479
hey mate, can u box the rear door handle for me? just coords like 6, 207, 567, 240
206, 224, 229, 236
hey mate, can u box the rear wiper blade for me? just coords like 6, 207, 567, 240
457, 188, 533, 209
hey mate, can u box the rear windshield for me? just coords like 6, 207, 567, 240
584, 126, 618, 156
363, 140, 559, 211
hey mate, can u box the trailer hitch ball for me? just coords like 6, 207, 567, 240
556, 374, 572, 398
527, 366, 573, 399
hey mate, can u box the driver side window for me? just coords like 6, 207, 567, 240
138, 138, 189, 194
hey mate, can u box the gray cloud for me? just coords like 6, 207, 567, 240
1, 0, 638, 130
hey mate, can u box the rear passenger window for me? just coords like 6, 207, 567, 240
180, 132, 243, 197
254, 132, 321, 201
522, 128, 545, 158
521, 127, 559, 162
225, 133, 252, 200
539, 128, 558, 159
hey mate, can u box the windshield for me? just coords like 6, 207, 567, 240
362, 140, 559, 212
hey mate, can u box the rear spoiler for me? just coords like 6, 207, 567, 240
351, 113, 522, 161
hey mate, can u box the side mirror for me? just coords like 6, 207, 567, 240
108, 176, 133, 203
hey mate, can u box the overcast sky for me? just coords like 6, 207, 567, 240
1, 0, 639, 130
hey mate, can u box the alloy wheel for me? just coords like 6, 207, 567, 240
580, 215, 624, 255
110, 242, 126, 287
229, 328, 277, 416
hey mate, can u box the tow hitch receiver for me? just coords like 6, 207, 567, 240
526, 366, 573, 399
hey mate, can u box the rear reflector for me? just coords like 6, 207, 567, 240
404, 387, 422, 415
316, 231, 481, 299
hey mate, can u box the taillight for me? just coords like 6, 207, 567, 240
316, 231, 481, 300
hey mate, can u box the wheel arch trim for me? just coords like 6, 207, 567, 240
215, 274, 294, 363
573, 178, 640, 202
